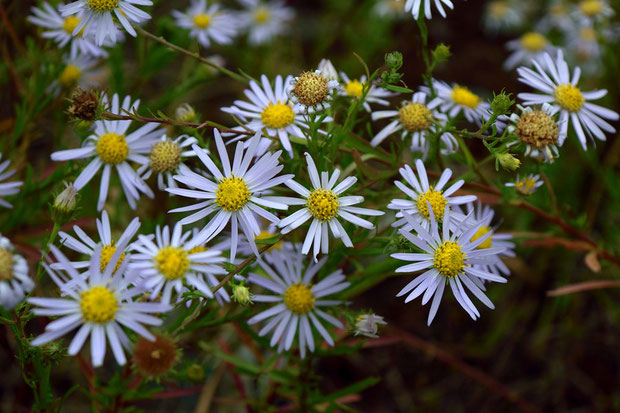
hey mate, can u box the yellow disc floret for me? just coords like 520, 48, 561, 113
261, 102, 295, 129
291, 72, 330, 107
100, 244, 125, 273
283, 283, 315, 314
193, 13, 211, 28
149, 140, 182, 173
515, 110, 559, 148
579, 0, 604, 16
0, 248, 14, 281
88, 0, 120, 12
398, 102, 432, 132
451, 85, 481, 109
96, 133, 129, 164
416, 189, 447, 221
554, 84, 584, 112
58, 65, 82, 88
470, 226, 493, 250
154, 247, 190, 280
307, 188, 339, 221
433, 241, 466, 278
80, 286, 119, 324
520, 32, 547, 52
253, 7, 270, 23
216, 177, 251, 212
344, 80, 364, 98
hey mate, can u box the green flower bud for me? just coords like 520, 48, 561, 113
497, 152, 521, 171
385, 51, 403, 71
231, 283, 253, 305
431, 43, 451, 64
490, 91, 514, 116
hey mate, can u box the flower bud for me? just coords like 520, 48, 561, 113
186, 363, 205, 382
432, 43, 451, 64
231, 283, 253, 305
385, 51, 403, 71
490, 91, 514, 116
354, 313, 387, 339
175, 103, 197, 123
497, 152, 521, 171
52, 182, 79, 224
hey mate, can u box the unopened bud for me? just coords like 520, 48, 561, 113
385, 51, 403, 71
354, 313, 387, 339
491, 91, 514, 116
231, 283, 253, 305
186, 364, 205, 382
176, 103, 197, 123
497, 152, 521, 171
432, 43, 451, 64
52, 182, 79, 224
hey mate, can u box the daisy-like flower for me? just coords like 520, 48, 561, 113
51, 55, 103, 94
517, 50, 619, 149
388, 159, 476, 230
565, 25, 602, 75
574, 0, 614, 23
483, 0, 525, 33
536, 0, 573, 32
130, 223, 227, 305
505, 173, 543, 195
371, 91, 458, 157
60, 0, 152, 46
397, 0, 454, 20
247, 250, 349, 358
27, 2, 110, 58
426, 80, 493, 126
167, 130, 293, 261
0, 153, 23, 208
338, 72, 396, 112
278, 153, 384, 261
507, 103, 562, 162
237, 0, 294, 45
504, 32, 553, 71
138, 134, 198, 190
222, 75, 330, 158
51, 93, 163, 211
29, 245, 171, 367
54, 212, 140, 279
0, 235, 33, 310
392, 207, 507, 325
289, 70, 339, 112
172, 0, 238, 48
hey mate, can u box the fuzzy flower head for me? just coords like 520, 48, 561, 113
278, 153, 384, 261
517, 50, 619, 150
0, 153, 23, 209
392, 207, 507, 325
138, 134, 199, 190
507, 103, 562, 162
172, 0, 238, 48
133, 334, 180, 379
505, 173, 543, 196
289, 70, 339, 112
247, 250, 349, 358
0, 235, 33, 310
237, 0, 294, 45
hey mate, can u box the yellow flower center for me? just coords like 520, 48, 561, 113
255, 231, 283, 249
188, 245, 207, 254
88, 0, 120, 12
0, 248, 14, 281
580, 27, 596, 42
470, 226, 493, 250
307, 188, 339, 221
100, 244, 125, 273
515, 177, 538, 195
415, 189, 447, 221
261, 102, 295, 129
58, 65, 82, 88
253, 7, 270, 23
579, 0, 604, 16
80, 286, 119, 324
489, 1, 509, 18
96, 133, 129, 164
291, 71, 330, 107
283, 283, 315, 314
344, 80, 364, 98
62, 16, 84, 36
154, 247, 190, 280
433, 241, 466, 278
554, 84, 584, 112
215, 177, 251, 212
515, 110, 559, 148
149, 140, 182, 173
520, 32, 547, 52
193, 13, 211, 29
398, 102, 432, 132
451, 85, 481, 109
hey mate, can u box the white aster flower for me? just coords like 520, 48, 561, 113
483, 0, 525, 33
237, 0, 294, 45
397, 0, 454, 20
51, 93, 163, 211
573, 0, 614, 23
504, 32, 554, 71
60, 0, 152, 46
339, 72, 396, 112
278, 153, 384, 261
288, 70, 339, 112
565, 25, 602, 75
392, 207, 507, 325
167, 130, 293, 261
517, 50, 619, 149
388, 159, 476, 230
354, 313, 387, 338
0, 153, 23, 208
51, 55, 104, 95
247, 250, 349, 358
137, 134, 198, 190
27, 2, 111, 58
371, 91, 458, 157
427, 80, 494, 126
172, 0, 238, 48
29, 244, 171, 367
222, 74, 330, 158
536, 0, 573, 33
0, 235, 33, 310
504, 173, 543, 195
130, 223, 227, 305
507, 103, 562, 163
